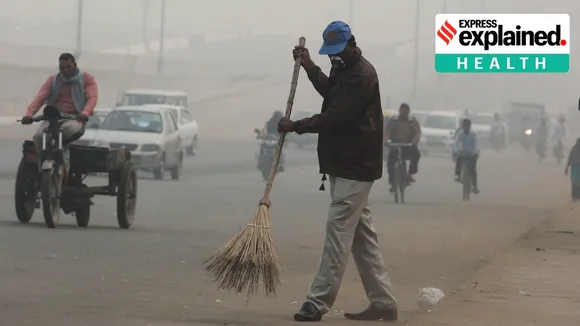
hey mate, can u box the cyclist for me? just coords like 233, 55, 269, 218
384, 103, 421, 192
453, 118, 480, 194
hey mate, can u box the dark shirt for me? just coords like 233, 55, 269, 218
292, 48, 383, 181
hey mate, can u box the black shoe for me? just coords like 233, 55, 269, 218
344, 304, 398, 321
293, 302, 322, 322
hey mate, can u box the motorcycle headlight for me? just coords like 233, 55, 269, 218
141, 144, 161, 152
524, 129, 532, 135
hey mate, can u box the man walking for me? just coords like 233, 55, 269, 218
278, 21, 398, 322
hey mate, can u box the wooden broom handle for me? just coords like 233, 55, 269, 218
261, 37, 306, 205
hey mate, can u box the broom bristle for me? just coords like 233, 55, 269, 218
203, 204, 283, 296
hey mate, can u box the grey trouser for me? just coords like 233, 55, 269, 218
32, 120, 84, 169
306, 176, 397, 313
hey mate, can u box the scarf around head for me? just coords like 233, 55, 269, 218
48, 68, 86, 113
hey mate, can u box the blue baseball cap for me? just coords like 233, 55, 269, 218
318, 21, 352, 55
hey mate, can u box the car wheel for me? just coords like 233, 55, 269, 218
186, 136, 197, 156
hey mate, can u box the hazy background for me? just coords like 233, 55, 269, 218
0, 0, 578, 129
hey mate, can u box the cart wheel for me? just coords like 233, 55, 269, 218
41, 168, 60, 228
75, 204, 91, 227
15, 160, 37, 223
117, 162, 137, 229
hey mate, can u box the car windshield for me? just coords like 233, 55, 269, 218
100, 111, 163, 133
472, 115, 494, 125
122, 94, 167, 106
423, 115, 457, 130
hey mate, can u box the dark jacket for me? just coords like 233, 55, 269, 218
292, 49, 383, 181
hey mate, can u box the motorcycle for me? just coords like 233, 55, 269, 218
553, 139, 564, 165
16, 105, 87, 228
254, 129, 285, 181
521, 128, 533, 152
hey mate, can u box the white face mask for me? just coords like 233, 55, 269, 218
329, 55, 345, 68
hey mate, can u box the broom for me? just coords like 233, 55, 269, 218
203, 36, 307, 297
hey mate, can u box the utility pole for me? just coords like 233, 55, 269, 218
157, 0, 166, 74
349, 0, 354, 27
142, 0, 150, 54
411, 0, 420, 97
75, 0, 84, 58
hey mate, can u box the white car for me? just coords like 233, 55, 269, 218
470, 112, 496, 147
77, 105, 184, 180
411, 110, 430, 125
93, 108, 112, 121
421, 111, 462, 155
147, 104, 199, 156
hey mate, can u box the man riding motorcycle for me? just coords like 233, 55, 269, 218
385, 103, 421, 192
21, 53, 98, 168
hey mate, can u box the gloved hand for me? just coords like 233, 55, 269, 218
20, 116, 33, 125
75, 114, 89, 123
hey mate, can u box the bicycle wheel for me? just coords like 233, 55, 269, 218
393, 162, 400, 204
462, 162, 471, 201
398, 163, 407, 204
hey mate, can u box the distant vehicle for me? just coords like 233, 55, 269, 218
85, 108, 113, 131
77, 105, 184, 180
421, 111, 462, 155
118, 89, 188, 107
93, 108, 113, 121
145, 104, 199, 156
411, 110, 430, 125
471, 112, 495, 147
412, 110, 431, 155
286, 110, 318, 149
504, 101, 545, 144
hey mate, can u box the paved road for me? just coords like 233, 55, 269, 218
0, 141, 570, 326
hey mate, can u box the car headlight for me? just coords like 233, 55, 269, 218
524, 129, 532, 135
141, 144, 161, 152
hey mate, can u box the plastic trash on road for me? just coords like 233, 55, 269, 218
416, 287, 445, 311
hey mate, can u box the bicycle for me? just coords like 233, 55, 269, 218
387, 143, 413, 204
457, 153, 475, 201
